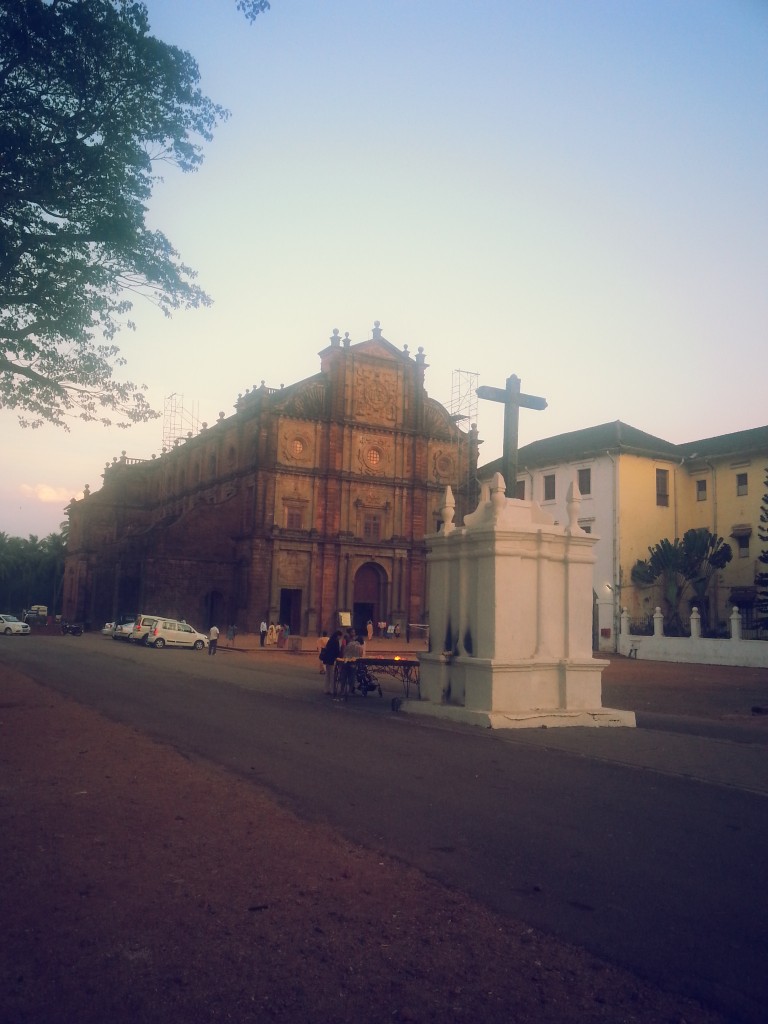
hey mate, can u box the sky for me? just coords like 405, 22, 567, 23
2, 0, 767, 538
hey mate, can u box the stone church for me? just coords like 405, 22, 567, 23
63, 324, 478, 636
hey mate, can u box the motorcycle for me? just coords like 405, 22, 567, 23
61, 621, 84, 636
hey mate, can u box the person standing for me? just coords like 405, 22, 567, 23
319, 629, 343, 695
226, 624, 235, 647
259, 619, 267, 647
208, 624, 220, 655
316, 631, 329, 674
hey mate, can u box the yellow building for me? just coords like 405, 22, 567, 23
479, 422, 768, 650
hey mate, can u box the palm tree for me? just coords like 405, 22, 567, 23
632, 528, 732, 635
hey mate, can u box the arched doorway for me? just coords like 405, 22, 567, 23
352, 562, 388, 636
204, 589, 226, 630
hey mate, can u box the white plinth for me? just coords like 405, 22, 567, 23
417, 475, 636, 730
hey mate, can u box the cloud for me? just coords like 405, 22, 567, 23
19, 484, 80, 505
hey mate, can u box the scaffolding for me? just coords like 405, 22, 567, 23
450, 368, 479, 431
449, 368, 479, 515
162, 393, 200, 452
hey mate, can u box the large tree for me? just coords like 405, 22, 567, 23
631, 528, 733, 635
0, 0, 231, 428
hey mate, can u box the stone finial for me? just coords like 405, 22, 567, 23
372, 320, 382, 339
566, 479, 581, 532
440, 485, 456, 534
416, 346, 426, 365
83, 484, 90, 497
491, 472, 506, 514
730, 606, 742, 640
343, 332, 351, 348
331, 328, 341, 346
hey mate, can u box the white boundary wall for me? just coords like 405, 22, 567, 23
618, 607, 768, 668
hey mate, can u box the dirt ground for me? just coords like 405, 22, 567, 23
3, 655, 764, 1024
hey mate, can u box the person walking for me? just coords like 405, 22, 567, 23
226, 624, 235, 648
319, 629, 343, 696
208, 624, 220, 655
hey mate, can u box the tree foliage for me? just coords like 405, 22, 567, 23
631, 528, 732, 634
0, 527, 68, 614
0, 0, 230, 428
237, 0, 271, 20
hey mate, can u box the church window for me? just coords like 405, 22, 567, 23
363, 513, 381, 541
291, 438, 304, 457
367, 447, 381, 467
656, 469, 669, 507
543, 474, 555, 501
286, 507, 303, 530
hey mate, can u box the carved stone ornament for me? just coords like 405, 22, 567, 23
432, 449, 455, 482
354, 367, 397, 424
281, 430, 311, 464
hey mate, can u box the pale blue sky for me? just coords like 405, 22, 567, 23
3, 0, 767, 537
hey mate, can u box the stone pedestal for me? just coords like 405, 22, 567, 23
409, 474, 635, 729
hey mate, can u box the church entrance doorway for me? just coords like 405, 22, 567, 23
280, 588, 302, 636
352, 562, 387, 636
204, 590, 225, 630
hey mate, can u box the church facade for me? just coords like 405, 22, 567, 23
62, 325, 478, 637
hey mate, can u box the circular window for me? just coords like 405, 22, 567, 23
290, 438, 305, 457
366, 447, 381, 467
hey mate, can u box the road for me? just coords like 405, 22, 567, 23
2, 634, 767, 1024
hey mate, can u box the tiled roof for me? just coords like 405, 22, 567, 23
480, 421, 679, 475
677, 425, 768, 459
479, 421, 768, 476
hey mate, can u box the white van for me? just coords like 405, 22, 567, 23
147, 618, 208, 650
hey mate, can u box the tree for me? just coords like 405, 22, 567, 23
756, 468, 768, 627
0, 0, 230, 428
631, 528, 732, 635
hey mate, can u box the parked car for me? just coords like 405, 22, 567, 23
129, 614, 160, 645
147, 618, 208, 650
102, 621, 116, 635
23, 604, 48, 624
111, 617, 136, 641
1, 614, 31, 636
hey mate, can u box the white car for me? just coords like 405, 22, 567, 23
147, 618, 208, 650
1, 614, 31, 636
112, 617, 136, 641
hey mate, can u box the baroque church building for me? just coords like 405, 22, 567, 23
63, 324, 478, 636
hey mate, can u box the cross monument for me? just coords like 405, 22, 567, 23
476, 374, 547, 494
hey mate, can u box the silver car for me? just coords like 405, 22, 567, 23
111, 617, 136, 641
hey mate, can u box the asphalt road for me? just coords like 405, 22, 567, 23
3, 634, 767, 1024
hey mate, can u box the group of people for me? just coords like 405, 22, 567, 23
259, 620, 290, 648
317, 628, 367, 695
